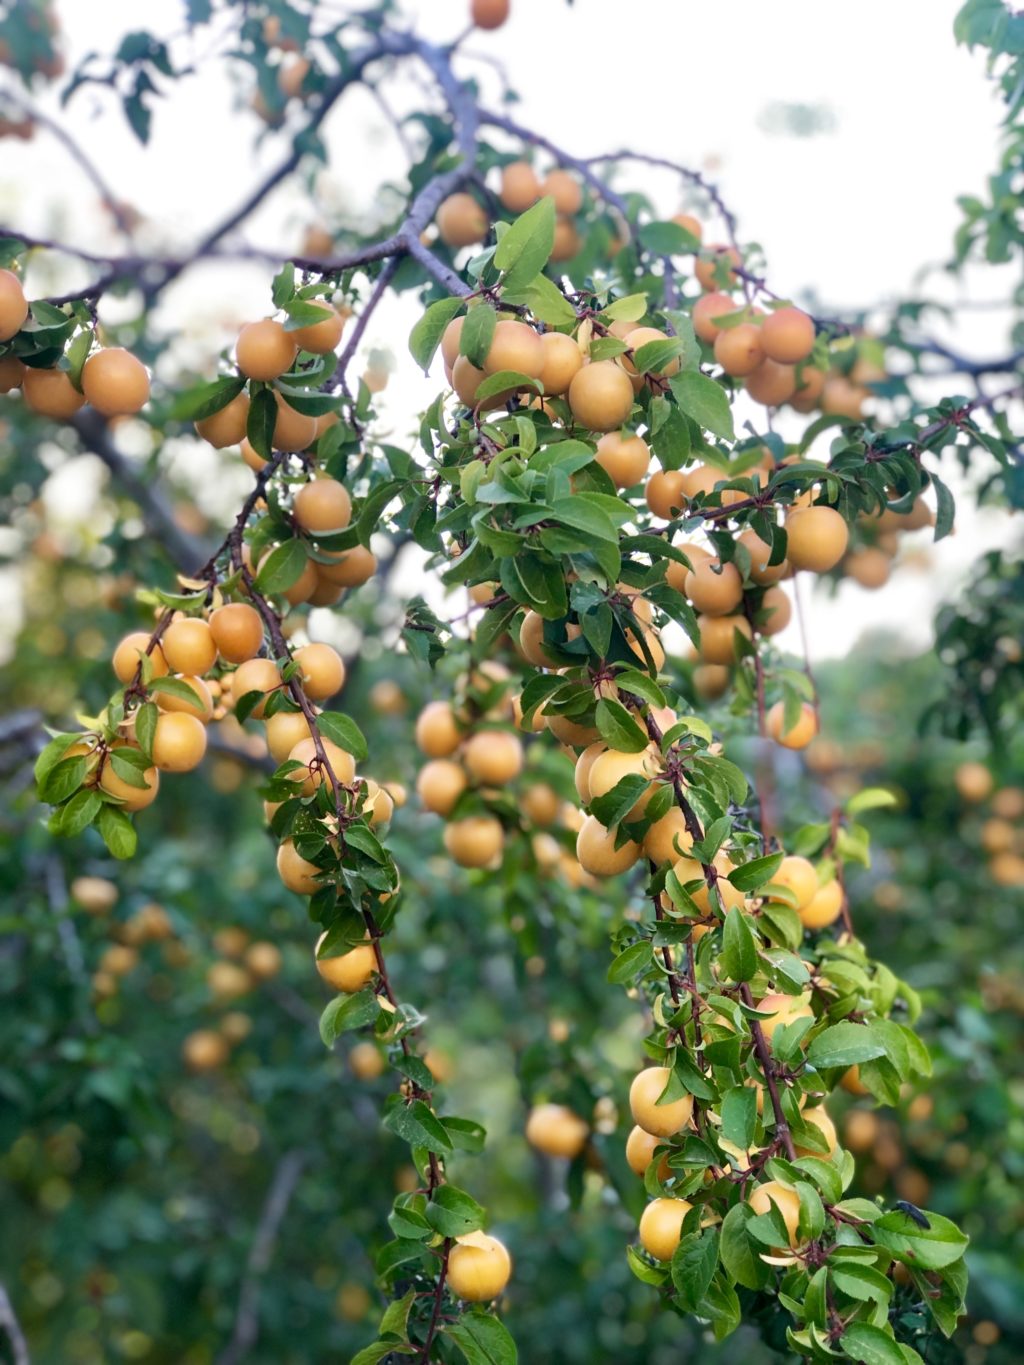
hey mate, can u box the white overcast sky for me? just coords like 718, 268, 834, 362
1, 0, 1018, 662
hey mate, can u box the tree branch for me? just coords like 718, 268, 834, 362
0, 1283, 30, 1365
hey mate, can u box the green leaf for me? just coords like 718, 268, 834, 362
54, 788, 102, 837
670, 1229, 719, 1312
170, 374, 246, 422
607, 938, 654, 984
34, 733, 83, 789
846, 787, 898, 815
719, 1203, 770, 1290
319, 987, 380, 1045
351, 1342, 415, 1365
930, 470, 955, 541
247, 385, 277, 460
410, 297, 464, 370
271, 262, 294, 308
384, 1099, 453, 1154
839, 1323, 907, 1365
604, 293, 649, 322
871, 1209, 968, 1270
447, 1311, 518, 1365
727, 851, 783, 892
495, 196, 556, 292
317, 711, 368, 760
594, 699, 649, 753
460, 305, 498, 368
474, 369, 543, 403
148, 676, 206, 706
40, 755, 88, 805
501, 272, 576, 326
638, 221, 701, 255
96, 806, 138, 860
720, 908, 758, 982
670, 371, 735, 441
720, 1087, 757, 1150
254, 539, 308, 595
806, 1022, 887, 1070
134, 701, 158, 760
425, 1184, 486, 1238
379, 1287, 416, 1341
591, 775, 651, 830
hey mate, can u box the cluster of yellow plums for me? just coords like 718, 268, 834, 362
956, 763, 1024, 888
1, 271, 151, 417
434, 158, 585, 264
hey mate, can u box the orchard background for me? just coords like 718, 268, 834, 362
1, 1, 1023, 1363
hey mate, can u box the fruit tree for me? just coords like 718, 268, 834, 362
2, 1, 1023, 1362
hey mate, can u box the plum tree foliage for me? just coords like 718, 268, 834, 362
2, 0, 1023, 1362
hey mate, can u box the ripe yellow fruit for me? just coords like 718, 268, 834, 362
695, 244, 741, 291
954, 760, 992, 803
629, 1066, 694, 1138
183, 1029, 230, 1072
550, 216, 581, 262
714, 322, 765, 377
692, 291, 736, 344
483, 318, 544, 379
568, 361, 634, 431
757, 586, 792, 636
696, 613, 751, 665
756, 992, 814, 1044
152, 712, 208, 772
767, 855, 818, 910
622, 326, 680, 384
317, 545, 377, 587
625, 1125, 670, 1178
821, 375, 867, 419
685, 559, 743, 616
643, 808, 693, 864
446, 1230, 512, 1302
23, 367, 86, 419
762, 307, 815, 364
81, 348, 150, 416
210, 603, 264, 663
257, 546, 317, 606
790, 364, 827, 412
315, 934, 376, 993
538, 330, 582, 396
288, 736, 356, 794
0, 267, 28, 339
230, 657, 281, 718
639, 1197, 694, 1261
290, 306, 345, 354
521, 782, 560, 826
992, 786, 1024, 819
693, 663, 730, 700
672, 212, 703, 244
546, 712, 600, 747
415, 701, 461, 757
574, 742, 607, 804
70, 876, 118, 914
416, 759, 468, 815
361, 780, 395, 827
113, 631, 168, 685
195, 391, 249, 447
525, 1103, 589, 1159
236, 319, 297, 380
542, 168, 583, 216
350, 1040, 386, 1080
266, 709, 314, 763
451, 354, 486, 406
293, 642, 346, 700
161, 618, 216, 675
588, 747, 660, 818
499, 160, 539, 212
294, 478, 352, 534
845, 547, 891, 590
746, 358, 797, 406
463, 730, 523, 785
766, 700, 818, 750
799, 878, 843, 929
100, 748, 159, 811
576, 815, 640, 876
748, 1180, 802, 1248
737, 529, 787, 586
595, 431, 650, 488
672, 852, 745, 914
220, 1011, 253, 1044
444, 815, 504, 868
786, 506, 849, 572
436, 193, 488, 248
277, 839, 322, 893
0, 354, 25, 391
645, 469, 688, 520
207, 960, 251, 1001
517, 609, 559, 667
794, 1106, 837, 1158
441, 316, 465, 370
841, 1064, 872, 1097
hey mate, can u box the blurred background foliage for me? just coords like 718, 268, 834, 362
2, 526, 1021, 1365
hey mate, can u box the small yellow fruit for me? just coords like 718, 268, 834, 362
236, 319, 297, 381
525, 1104, 589, 1159
294, 478, 352, 534
416, 759, 468, 816
799, 878, 843, 929
152, 712, 208, 772
766, 700, 818, 750
444, 815, 504, 868
767, 855, 818, 910
595, 431, 651, 488
209, 603, 264, 663
293, 642, 346, 700
160, 618, 216, 676
575, 815, 640, 876
567, 361, 635, 432
629, 1066, 693, 1138
639, 1197, 693, 1261
415, 701, 461, 757
463, 730, 523, 785
785, 506, 849, 573
112, 632, 168, 685
81, 347, 150, 416
315, 933, 376, 992
277, 839, 322, 894
446, 1230, 512, 1302
748, 1179, 802, 1248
